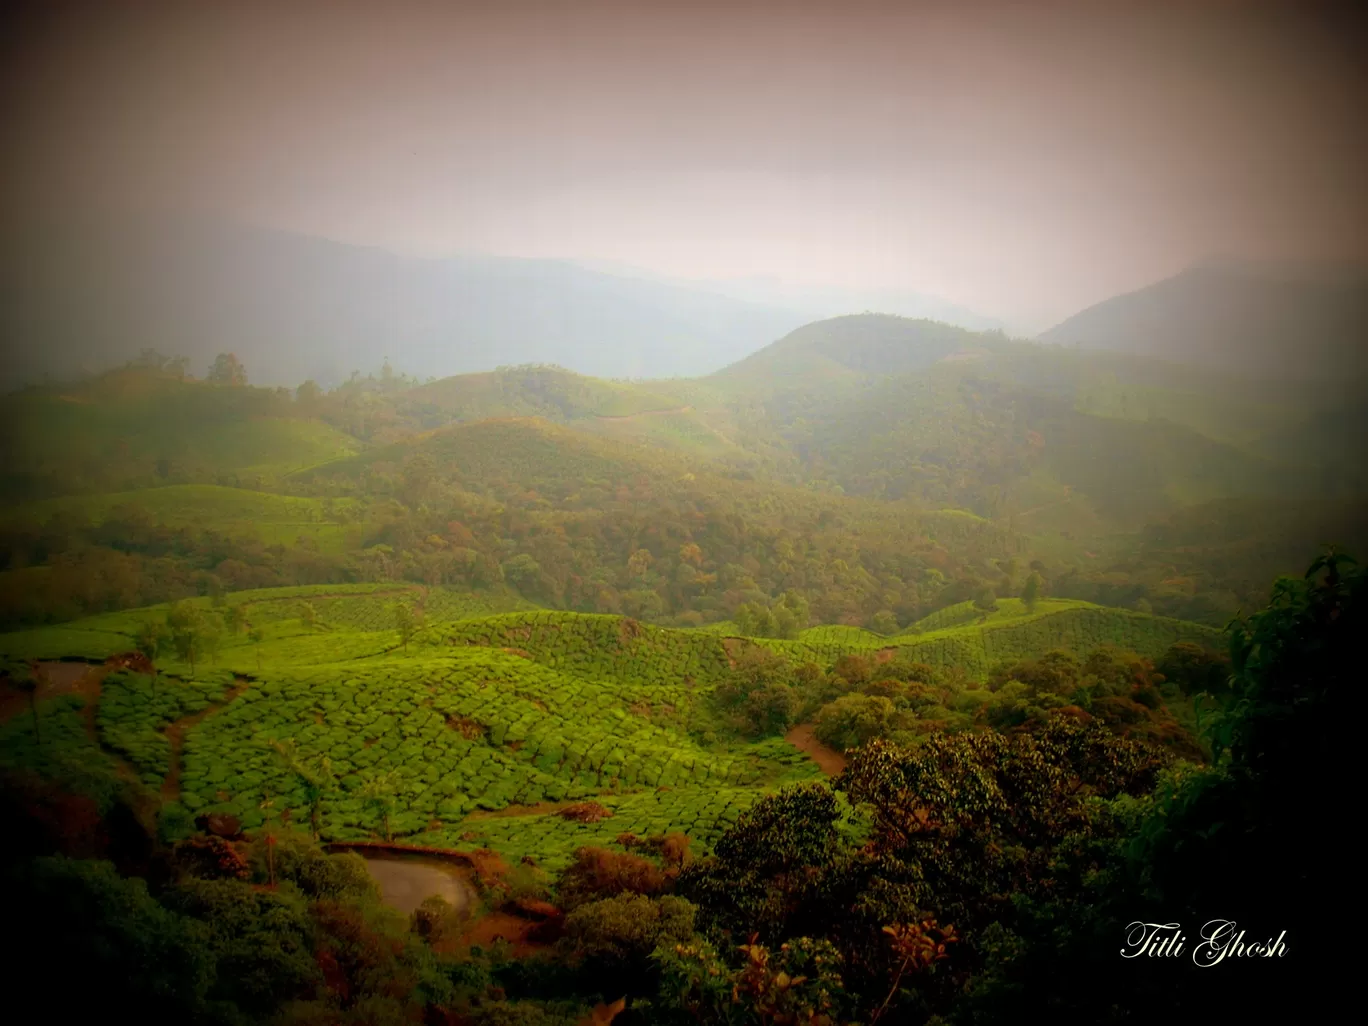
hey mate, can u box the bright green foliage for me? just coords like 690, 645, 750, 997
170, 643, 817, 862
0, 692, 126, 808
0, 583, 1222, 875
0, 484, 364, 553
0, 626, 135, 660
814, 693, 901, 751
747, 599, 1219, 682
439, 611, 737, 689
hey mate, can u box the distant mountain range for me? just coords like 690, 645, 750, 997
572, 261, 1013, 335
1040, 259, 1368, 382
0, 216, 814, 389
4, 214, 1363, 391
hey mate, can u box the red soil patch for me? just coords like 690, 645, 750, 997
784, 723, 847, 777
445, 910, 548, 958
465, 797, 617, 821
446, 716, 486, 740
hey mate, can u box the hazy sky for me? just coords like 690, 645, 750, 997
4, 0, 1365, 330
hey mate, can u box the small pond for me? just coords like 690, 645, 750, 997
357, 853, 475, 916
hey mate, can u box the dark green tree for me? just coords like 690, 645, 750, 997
247, 624, 265, 672
135, 620, 168, 695
206, 352, 247, 386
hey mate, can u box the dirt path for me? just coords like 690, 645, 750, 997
63, 662, 143, 785
465, 796, 619, 821
784, 723, 847, 777
161, 676, 252, 802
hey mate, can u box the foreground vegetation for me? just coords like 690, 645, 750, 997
1, 552, 1353, 1022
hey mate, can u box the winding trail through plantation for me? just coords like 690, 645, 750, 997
161, 676, 252, 802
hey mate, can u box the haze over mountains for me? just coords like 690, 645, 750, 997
5, 214, 1364, 393
573, 260, 1015, 335
0, 216, 817, 390
1041, 258, 1368, 381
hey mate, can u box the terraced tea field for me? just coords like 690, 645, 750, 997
0, 586, 1221, 870
754, 597, 1219, 674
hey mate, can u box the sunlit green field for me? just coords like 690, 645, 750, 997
0, 584, 1219, 871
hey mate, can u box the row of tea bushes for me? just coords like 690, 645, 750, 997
173, 652, 794, 843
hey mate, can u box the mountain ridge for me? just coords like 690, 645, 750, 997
1039, 261, 1368, 379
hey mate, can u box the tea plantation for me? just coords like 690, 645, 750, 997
0, 585, 1220, 870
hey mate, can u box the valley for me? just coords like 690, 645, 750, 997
1, 310, 1360, 1025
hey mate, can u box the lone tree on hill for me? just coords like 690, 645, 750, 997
393, 601, 425, 653
135, 620, 169, 695
973, 586, 999, 618
166, 602, 204, 675
360, 770, 402, 842
225, 603, 247, 635
247, 625, 265, 672
271, 740, 336, 841
1020, 571, 1044, 613
207, 352, 247, 386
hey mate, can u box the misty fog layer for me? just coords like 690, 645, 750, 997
4, 0, 1366, 353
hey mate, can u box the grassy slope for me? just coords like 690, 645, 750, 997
752, 597, 1219, 675
1, 586, 1219, 870
0, 484, 365, 552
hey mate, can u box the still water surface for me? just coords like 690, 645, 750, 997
359, 854, 474, 915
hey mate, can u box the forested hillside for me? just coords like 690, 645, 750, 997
3, 313, 1363, 636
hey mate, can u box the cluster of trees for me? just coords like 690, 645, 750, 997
704, 636, 1215, 762
300, 442, 1026, 631
681, 552, 1357, 1022
6, 359, 1331, 633
0, 514, 348, 629
732, 592, 811, 638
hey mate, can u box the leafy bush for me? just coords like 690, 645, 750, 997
814, 693, 900, 751
559, 893, 697, 971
